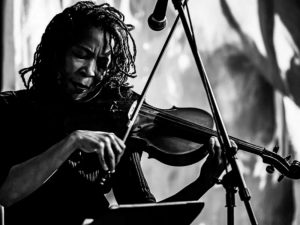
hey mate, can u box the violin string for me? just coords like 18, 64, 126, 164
138, 105, 214, 133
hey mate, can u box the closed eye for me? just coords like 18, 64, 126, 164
72, 46, 91, 59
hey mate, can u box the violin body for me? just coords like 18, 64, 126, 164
131, 104, 214, 166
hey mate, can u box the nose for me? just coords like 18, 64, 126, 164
85, 59, 97, 77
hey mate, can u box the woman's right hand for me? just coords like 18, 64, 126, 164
70, 130, 126, 172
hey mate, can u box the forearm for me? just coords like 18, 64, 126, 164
0, 135, 76, 207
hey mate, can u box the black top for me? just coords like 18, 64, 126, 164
0, 89, 155, 225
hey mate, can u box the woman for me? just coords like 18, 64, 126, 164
0, 2, 230, 224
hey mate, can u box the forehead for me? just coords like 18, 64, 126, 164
75, 26, 111, 52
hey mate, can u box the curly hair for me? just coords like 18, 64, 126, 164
19, 1, 137, 98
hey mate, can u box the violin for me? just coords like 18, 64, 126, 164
65, 98, 300, 182
130, 101, 300, 180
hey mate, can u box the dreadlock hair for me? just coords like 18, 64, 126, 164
19, 1, 137, 98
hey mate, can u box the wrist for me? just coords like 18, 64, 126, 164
50, 134, 77, 165
197, 174, 218, 189
65, 132, 78, 154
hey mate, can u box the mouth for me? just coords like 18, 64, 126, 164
71, 81, 90, 93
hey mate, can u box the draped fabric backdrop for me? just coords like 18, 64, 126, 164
2, 0, 300, 224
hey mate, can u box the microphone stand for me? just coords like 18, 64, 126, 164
170, 0, 258, 224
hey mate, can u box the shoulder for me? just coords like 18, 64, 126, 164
0, 89, 33, 105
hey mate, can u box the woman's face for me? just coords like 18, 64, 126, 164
60, 26, 112, 101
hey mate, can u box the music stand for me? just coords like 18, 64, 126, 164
91, 201, 204, 225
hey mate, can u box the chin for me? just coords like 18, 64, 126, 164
71, 92, 88, 102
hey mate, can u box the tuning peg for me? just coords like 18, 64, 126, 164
266, 165, 275, 174
285, 155, 291, 161
278, 174, 285, 182
272, 145, 279, 153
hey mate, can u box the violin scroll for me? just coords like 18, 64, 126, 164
262, 145, 300, 180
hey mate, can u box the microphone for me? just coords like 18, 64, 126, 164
148, 0, 169, 31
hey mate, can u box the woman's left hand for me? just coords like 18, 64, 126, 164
198, 136, 237, 186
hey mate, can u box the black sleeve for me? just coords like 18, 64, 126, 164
0, 90, 33, 186
0, 92, 17, 185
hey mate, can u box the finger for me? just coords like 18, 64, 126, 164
208, 137, 216, 158
102, 136, 115, 172
230, 139, 238, 150
108, 133, 125, 154
213, 137, 222, 155
96, 142, 109, 171
112, 134, 126, 149
108, 133, 125, 164
213, 138, 224, 165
